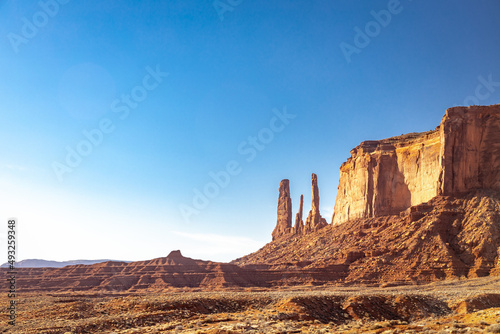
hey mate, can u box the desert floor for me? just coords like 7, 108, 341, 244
1, 277, 500, 334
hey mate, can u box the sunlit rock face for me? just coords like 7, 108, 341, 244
273, 174, 328, 240
304, 173, 328, 233
292, 194, 304, 235
272, 179, 292, 241
332, 105, 500, 225
332, 130, 441, 225
438, 105, 500, 196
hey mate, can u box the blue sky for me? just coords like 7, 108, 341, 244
0, 0, 499, 262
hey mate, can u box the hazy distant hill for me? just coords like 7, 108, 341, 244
0, 259, 127, 268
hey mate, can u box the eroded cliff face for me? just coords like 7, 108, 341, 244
332, 130, 441, 225
439, 105, 500, 195
332, 105, 500, 225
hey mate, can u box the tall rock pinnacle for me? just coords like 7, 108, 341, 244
272, 174, 328, 241
292, 194, 304, 235
272, 179, 292, 240
311, 174, 319, 215
304, 173, 328, 233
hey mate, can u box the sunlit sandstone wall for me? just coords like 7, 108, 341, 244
332, 130, 441, 225
438, 105, 500, 195
332, 105, 500, 226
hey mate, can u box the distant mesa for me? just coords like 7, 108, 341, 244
0, 258, 123, 268
167, 250, 184, 259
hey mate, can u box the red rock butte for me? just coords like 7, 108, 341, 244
332, 105, 500, 225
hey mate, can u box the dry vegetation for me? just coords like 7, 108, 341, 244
1, 276, 500, 333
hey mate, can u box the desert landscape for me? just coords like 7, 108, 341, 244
2, 1, 500, 333
2, 105, 500, 333
1, 277, 500, 333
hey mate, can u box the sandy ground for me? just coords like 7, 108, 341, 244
1, 276, 500, 333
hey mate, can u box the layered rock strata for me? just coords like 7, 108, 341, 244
332, 130, 441, 225
0, 250, 348, 293
438, 106, 500, 195
332, 105, 500, 225
236, 190, 500, 283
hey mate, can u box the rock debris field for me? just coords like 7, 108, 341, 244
1, 276, 500, 334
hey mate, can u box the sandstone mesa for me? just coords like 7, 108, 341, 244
333, 105, 500, 225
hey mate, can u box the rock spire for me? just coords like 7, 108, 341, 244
272, 174, 328, 240
304, 173, 328, 233
292, 194, 304, 235
272, 179, 292, 240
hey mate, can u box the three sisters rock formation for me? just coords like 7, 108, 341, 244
272, 174, 328, 240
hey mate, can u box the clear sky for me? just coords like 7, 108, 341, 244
0, 0, 499, 263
